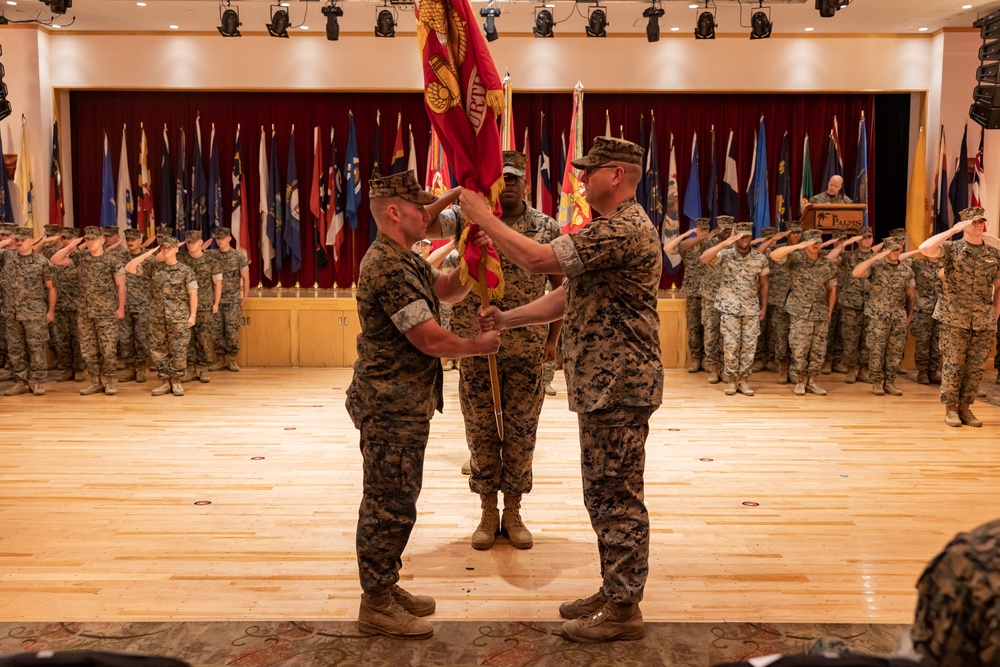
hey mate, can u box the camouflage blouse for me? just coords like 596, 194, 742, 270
932, 240, 1000, 331
713, 247, 769, 316
74, 251, 126, 319
779, 250, 838, 322
143, 261, 198, 324
0, 252, 54, 321
861, 259, 915, 319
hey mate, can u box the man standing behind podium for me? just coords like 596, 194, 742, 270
807, 175, 853, 206
461, 137, 663, 644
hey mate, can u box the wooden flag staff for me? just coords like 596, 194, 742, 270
478, 261, 503, 441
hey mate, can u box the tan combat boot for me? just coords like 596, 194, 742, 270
959, 404, 983, 427
74, 370, 86, 382
724, 380, 737, 396
707, 368, 720, 384
227, 357, 240, 372
918, 370, 930, 385
391, 584, 436, 617
54, 369, 74, 382
751, 358, 765, 373
79, 378, 104, 396
181, 365, 196, 383
103, 377, 118, 396
776, 362, 789, 385
872, 381, 885, 396
944, 404, 962, 427
793, 381, 806, 396
805, 377, 827, 396
30, 382, 45, 396
471, 492, 500, 550
883, 379, 903, 396
559, 590, 609, 620
501, 494, 533, 550
198, 365, 211, 383
686, 358, 701, 373
151, 381, 172, 396
171, 378, 185, 396
821, 359, 832, 375
845, 367, 858, 384
461, 459, 472, 475
119, 364, 137, 383
0, 368, 13, 382
3, 381, 30, 396
357, 591, 433, 640
857, 367, 871, 383
135, 366, 147, 383
543, 381, 556, 396
737, 379, 754, 396
208, 355, 228, 372
561, 601, 645, 644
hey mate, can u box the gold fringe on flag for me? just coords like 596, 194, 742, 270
456, 223, 505, 302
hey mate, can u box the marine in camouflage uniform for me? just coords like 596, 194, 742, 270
41, 224, 65, 365
773, 228, 839, 395
49, 227, 85, 382
180, 231, 222, 383
907, 253, 943, 385
674, 218, 713, 372
760, 224, 799, 383
700, 217, 734, 383
854, 238, 915, 395
920, 207, 1000, 427
704, 222, 769, 395
910, 517, 1000, 667
751, 226, 776, 370
808, 174, 853, 205
103, 226, 131, 367
836, 229, 875, 382
52, 226, 127, 396
0, 223, 16, 377
120, 228, 152, 383
0, 227, 55, 396
436, 151, 562, 552
207, 227, 251, 373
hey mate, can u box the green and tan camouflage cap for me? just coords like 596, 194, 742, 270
212, 227, 232, 240
803, 229, 823, 242
717, 215, 735, 230
960, 207, 986, 222
571, 136, 643, 168
11, 227, 32, 240
83, 226, 102, 240
124, 228, 142, 240
694, 217, 711, 230
760, 226, 776, 238
369, 170, 437, 205
735, 222, 754, 236
502, 151, 527, 178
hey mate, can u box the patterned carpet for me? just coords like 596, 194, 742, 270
0, 621, 911, 666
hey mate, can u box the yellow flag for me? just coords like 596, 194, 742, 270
13, 116, 36, 234
906, 125, 929, 248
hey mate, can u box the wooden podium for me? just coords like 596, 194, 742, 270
800, 204, 867, 231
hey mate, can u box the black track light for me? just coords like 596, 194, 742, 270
750, 9, 770, 38
586, 5, 607, 37
375, 7, 395, 38
323, 2, 343, 40
815, 0, 838, 18
480, 3, 500, 42
694, 10, 715, 39
643, 4, 663, 43
533, 7, 553, 38
218, 5, 241, 37
267, 6, 289, 37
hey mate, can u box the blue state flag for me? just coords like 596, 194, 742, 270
706, 127, 718, 226
853, 115, 869, 228
284, 126, 302, 274
344, 112, 361, 231
191, 118, 207, 234
644, 115, 663, 233
821, 120, 843, 190
100, 132, 117, 228
774, 131, 791, 228
949, 124, 969, 222
682, 132, 702, 224
369, 112, 383, 245
269, 129, 284, 274
750, 117, 770, 236
207, 125, 222, 241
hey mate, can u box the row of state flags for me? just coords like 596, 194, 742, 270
932, 124, 984, 235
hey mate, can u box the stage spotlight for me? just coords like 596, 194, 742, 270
750, 8, 770, 38
480, 2, 500, 42
694, 10, 715, 38
815, 0, 838, 18
322, 2, 343, 41
643, 3, 663, 42
375, 6, 395, 38
533, 7, 553, 37
586, 5, 607, 37
218, 4, 241, 37
267, 6, 289, 37
40, 0, 71, 15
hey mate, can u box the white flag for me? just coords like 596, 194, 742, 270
407, 125, 418, 183
259, 127, 274, 279
116, 127, 133, 232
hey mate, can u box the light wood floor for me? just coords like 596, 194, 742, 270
0, 367, 998, 624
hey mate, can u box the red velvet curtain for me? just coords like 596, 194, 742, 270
70, 91, 874, 289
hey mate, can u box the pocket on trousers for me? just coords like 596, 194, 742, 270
362, 444, 423, 496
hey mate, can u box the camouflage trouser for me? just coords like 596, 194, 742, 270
355, 416, 429, 596
149, 317, 191, 381
460, 355, 543, 497
542, 362, 555, 384
912, 311, 941, 374
0, 312, 6, 359
120, 310, 150, 367
825, 304, 842, 363
754, 309, 768, 363
789, 315, 829, 381
52, 309, 84, 372
685, 295, 704, 364
767, 307, 790, 363
839, 307, 870, 370
78, 315, 119, 379
701, 299, 722, 372
910, 517, 1000, 667
938, 323, 993, 406
116, 317, 128, 359
720, 313, 759, 380
866, 312, 906, 384
5, 318, 49, 384
188, 307, 217, 366
579, 406, 654, 604
214, 302, 242, 357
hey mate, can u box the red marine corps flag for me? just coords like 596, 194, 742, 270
415, 0, 505, 436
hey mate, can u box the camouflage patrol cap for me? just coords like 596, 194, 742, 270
0, 223, 16, 235
83, 226, 102, 240
60, 227, 79, 239
803, 229, 823, 243
44, 224, 63, 236
101, 225, 120, 237
11, 227, 32, 241
123, 228, 142, 240
786, 223, 803, 233
735, 222, 754, 236
834, 229, 850, 239
155, 225, 173, 239
882, 237, 902, 251
502, 151, 527, 178
860, 227, 873, 238
184, 230, 203, 243
717, 215, 735, 230
212, 227, 232, 240
760, 226, 776, 238
160, 235, 180, 248
960, 206, 987, 222
889, 227, 907, 238
571, 136, 643, 168
369, 170, 437, 205
694, 217, 711, 230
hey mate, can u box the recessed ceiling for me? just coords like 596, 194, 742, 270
3, 0, 999, 35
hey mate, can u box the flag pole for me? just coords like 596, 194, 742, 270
478, 261, 503, 441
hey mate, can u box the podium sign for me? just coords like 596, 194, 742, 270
800, 204, 867, 231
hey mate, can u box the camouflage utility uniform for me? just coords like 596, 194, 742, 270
908, 256, 943, 379
549, 196, 663, 605
809, 191, 853, 205
837, 247, 874, 373
122, 250, 152, 372
699, 237, 725, 375
714, 246, 769, 381
209, 247, 250, 359
779, 249, 838, 382
680, 237, 708, 368
766, 243, 792, 367
50, 246, 84, 374
861, 259, 914, 386
75, 252, 125, 381
180, 252, 221, 368
0, 251, 54, 385
144, 261, 197, 382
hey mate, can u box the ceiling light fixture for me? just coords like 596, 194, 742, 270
533, 6, 553, 37
40, 0, 71, 15
375, 4, 395, 38
218, 2, 241, 37
643, 1, 663, 42
322, 1, 343, 41
586, 4, 607, 37
480, 1, 500, 42
749, 1, 771, 39
267, 5, 289, 37
694, 1, 715, 39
